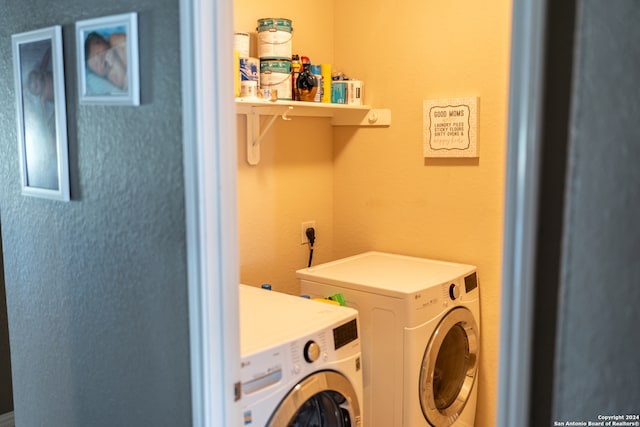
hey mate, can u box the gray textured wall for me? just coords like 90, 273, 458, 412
0, 1, 191, 426
553, 0, 640, 420
0, 233, 13, 415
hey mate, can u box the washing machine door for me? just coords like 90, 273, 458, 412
267, 370, 362, 427
419, 307, 479, 427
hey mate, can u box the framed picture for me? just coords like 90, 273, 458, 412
12, 26, 70, 201
76, 12, 139, 105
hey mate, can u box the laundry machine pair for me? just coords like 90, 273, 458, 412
238, 284, 364, 426
297, 251, 480, 427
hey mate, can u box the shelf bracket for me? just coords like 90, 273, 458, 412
246, 106, 293, 165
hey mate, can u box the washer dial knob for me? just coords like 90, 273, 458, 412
449, 283, 460, 300
304, 341, 321, 363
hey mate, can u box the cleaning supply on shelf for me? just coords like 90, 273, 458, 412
240, 57, 259, 82
296, 56, 318, 102
239, 57, 260, 98
310, 64, 323, 103
331, 81, 346, 104
345, 80, 363, 105
321, 63, 332, 103
291, 54, 301, 100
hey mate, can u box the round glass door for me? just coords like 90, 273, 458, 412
419, 307, 479, 426
268, 370, 361, 427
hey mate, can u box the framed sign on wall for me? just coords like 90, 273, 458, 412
423, 97, 478, 158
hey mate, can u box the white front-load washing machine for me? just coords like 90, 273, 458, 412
239, 284, 364, 426
297, 251, 480, 427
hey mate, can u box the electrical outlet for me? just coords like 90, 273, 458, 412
301, 221, 316, 245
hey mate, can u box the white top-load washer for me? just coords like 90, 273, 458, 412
297, 251, 480, 427
239, 284, 364, 427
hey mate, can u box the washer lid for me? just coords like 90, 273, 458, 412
297, 251, 476, 297
239, 285, 358, 356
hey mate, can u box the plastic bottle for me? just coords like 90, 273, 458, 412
321, 64, 332, 103
310, 64, 323, 103
296, 56, 318, 102
291, 54, 301, 101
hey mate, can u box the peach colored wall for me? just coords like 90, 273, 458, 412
235, 1, 511, 426
236, 116, 337, 294
331, 2, 511, 427
235, 0, 337, 295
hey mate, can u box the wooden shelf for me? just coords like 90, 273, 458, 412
235, 98, 391, 165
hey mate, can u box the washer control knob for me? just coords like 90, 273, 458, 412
304, 341, 321, 363
449, 283, 460, 300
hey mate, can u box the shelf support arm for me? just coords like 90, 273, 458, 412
246, 106, 293, 165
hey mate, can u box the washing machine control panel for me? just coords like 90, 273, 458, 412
241, 333, 332, 396
464, 272, 478, 292
441, 272, 479, 306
